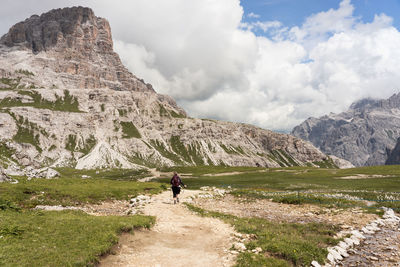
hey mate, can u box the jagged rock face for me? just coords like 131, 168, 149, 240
292, 94, 400, 166
0, 6, 153, 92
386, 138, 400, 165
0, 7, 332, 171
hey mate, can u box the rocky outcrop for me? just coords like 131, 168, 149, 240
292, 94, 400, 166
0, 7, 333, 171
0, 166, 11, 182
0, 6, 154, 92
386, 137, 400, 165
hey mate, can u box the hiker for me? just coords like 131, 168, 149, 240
170, 171, 185, 204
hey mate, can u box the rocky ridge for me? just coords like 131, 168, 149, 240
0, 7, 334, 175
292, 93, 400, 166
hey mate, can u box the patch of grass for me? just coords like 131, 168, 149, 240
0, 90, 82, 112
159, 104, 169, 117
128, 153, 157, 168
150, 139, 182, 165
8, 113, 43, 153
0, 142, 17, 168
0, 169, 162, 208
157, 165, 261, 175
313, 157, 338, 169
15, 69, 35, 77
120, 121, 141, 139
65, 134, 77, 152
80, 135, 97, 154
186, 204, 338, 266
0, 77, 21, 90
0, 210, 154, 266
162, 165, 400, 193
220, 143, 240, 155
170, 136, 205, 165
118, 109, 128, 117
170, 110, 185, 118
100, 104, 105, 112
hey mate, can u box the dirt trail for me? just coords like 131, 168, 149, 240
100, 190, 237, 267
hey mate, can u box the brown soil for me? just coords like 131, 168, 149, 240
193, 195, 378, 228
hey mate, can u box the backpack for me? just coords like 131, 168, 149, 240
171, 175, 180, 187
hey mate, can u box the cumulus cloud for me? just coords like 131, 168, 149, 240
1, 0, 400, 132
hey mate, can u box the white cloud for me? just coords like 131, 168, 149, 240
248, 12, 260, 19
1, 0, 400, 132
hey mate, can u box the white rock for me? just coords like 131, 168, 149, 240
361, 227, 374, 234
344, 238, 355, 247
350, 236, 360, 245
327, 253, 335, 263
374, 219, 386, 226
233, 242, 246, 251
351, 230, 365, 239
338, 241, 349, 250
334, 246, 349, 257
327, 248, 343, 261
311, 260, 321, 267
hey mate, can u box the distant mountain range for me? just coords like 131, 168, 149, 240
292, 93, 400, 166
0, 6, 336, 175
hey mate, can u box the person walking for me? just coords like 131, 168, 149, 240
170, 171, 185, 204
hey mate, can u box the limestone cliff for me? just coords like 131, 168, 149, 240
0, 7, 333, 173
292, 94, 400, 166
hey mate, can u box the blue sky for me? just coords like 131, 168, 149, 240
242, 0, 400, 30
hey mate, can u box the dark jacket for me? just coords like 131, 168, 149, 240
170, 174, 184, 187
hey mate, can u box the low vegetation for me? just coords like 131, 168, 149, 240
0, 90, 81, 112
120, 121, 141, 138
0, 210, 154, 266
155, 165, 400, 211
0, 167, 164, 266
186, 204, 339, 266
0, 168, 161, 209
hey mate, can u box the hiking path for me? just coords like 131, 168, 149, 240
100, 190, 237, 267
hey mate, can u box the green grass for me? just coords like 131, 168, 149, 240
15, 69, 35, 77
120, 121, 141, 138
155, 165, 400, 211
0, 142, 17, 168
0, 169, 161, 208
0, 90, 81, 112
170, 110, 185, 118
150, 139, 183, 164
157, 165, 400, 192
65, 134, 77, 152
186, 204, 339, 266
0, 210, 154, 267
157, 165, 262, 175
0, 77, 21, 90
8, 113, 43, 152
79, 135, 97, 154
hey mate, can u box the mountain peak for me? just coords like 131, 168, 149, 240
1, 7, 106, 54
0, 6, 154, 92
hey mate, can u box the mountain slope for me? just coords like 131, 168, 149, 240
0, 7, 333, 173
292, 94, 400, 166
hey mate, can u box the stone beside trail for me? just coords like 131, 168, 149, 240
100, 190, 237, 267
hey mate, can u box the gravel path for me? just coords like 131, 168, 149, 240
100, 190, 237, 267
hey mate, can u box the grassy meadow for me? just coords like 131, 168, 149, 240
1, 164, 399, 266
156, 165, 400, 211
0, 168, 163, 266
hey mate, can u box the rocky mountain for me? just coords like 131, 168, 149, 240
292, 93, 400, 166
386, 138, 400, 165
0, 7, 334, 175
